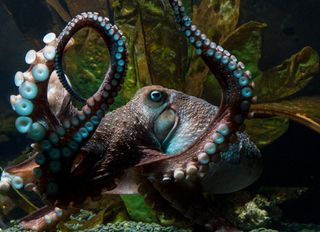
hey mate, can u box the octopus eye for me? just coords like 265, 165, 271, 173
149, 90, 163, 102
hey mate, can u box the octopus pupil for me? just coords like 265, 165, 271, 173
150, 91, 162, 102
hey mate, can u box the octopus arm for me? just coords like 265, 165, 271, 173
137, 0, 257, 185
4, 11, 129, 205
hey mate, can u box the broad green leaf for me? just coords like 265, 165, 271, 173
245, 117, 289, 148
64, 28, 109, 99
192, 0, 240, 42
121, 194, 159, 223
115, 4, 148, 101
255, 47, 319, 102
141, 1, 188, 90
221, 21, 267, 79
185, 0, 241, 98
62, 28, 127, 110
114, 0, 188, 99
251, 96, 320, 134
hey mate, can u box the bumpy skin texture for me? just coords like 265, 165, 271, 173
80, 86, 261, 197
1, 1, 260, 231
4, 86, 261, 231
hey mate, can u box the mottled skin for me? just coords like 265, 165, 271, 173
83, 85, 220, 178
1, 1, 260, 231
3, 84, 260, 231
22, 85, 260, 231
80, 85, 261, 195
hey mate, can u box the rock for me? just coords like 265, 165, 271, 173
232, 194, 281, 230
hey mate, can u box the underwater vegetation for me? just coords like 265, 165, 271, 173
41, 0, 320, 147
0, 0, 319, 231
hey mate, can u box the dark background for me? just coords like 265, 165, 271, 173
0, 0, 319, 223
240, 0, 320, 223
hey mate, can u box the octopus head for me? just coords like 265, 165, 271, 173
131, 85, 220, 156
130, 86, 177, 149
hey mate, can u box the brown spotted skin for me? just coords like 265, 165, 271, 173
72, 86, 218, 192
67, 86, 255, 231
3, 85, 256, 231
3, 1, 258, 229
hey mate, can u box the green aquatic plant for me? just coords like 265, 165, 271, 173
114, 0, 320, 147
212, 21, 319, 146
47, 0, 320, 147
121, 195, 159, 223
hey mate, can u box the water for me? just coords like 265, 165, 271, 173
0, 0, 319, 231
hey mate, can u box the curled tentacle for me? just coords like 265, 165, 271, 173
55, 12, 127, 103
141, 0, 256, 184
3, 12, 128, 202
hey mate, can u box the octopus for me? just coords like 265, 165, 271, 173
0, 0, 260, 231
